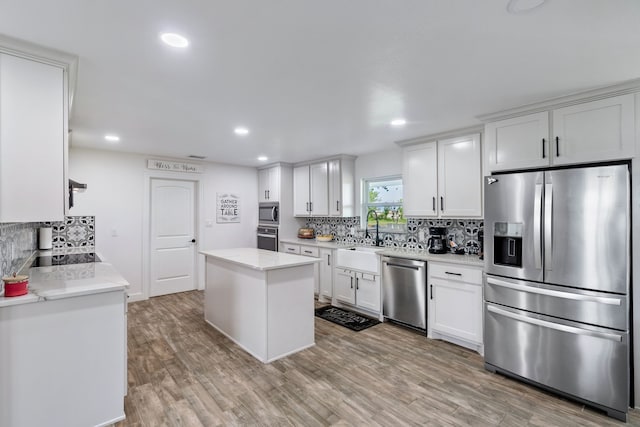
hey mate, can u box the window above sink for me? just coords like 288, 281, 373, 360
362, 175, 406, 234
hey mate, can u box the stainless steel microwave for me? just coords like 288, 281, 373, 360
258, 202, 279, 225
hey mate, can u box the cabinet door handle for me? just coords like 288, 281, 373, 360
309, 202, 313, 212
445, 271, 462, 276
440, 196, 444, 211
432, 197, 436, 212
541, 138, 546, 159
350, 277, 353, 289
327, 254, 330, 266
356, 277, 359, 290
555, 136, 560, 157
430, 284, 433, 300
264, 190, 267, 199
267, 190, 270, 199
336, 200, 340, 212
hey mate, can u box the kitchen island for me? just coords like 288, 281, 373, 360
200, 248, 320, 363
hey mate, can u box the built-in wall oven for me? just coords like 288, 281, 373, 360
258, 202, 279, 225
257, 225, 278, 252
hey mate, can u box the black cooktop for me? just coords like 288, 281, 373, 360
31, 253, 101, 267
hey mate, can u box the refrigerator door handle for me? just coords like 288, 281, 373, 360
533, 183, 543, 269
486, 277, 623, 306
544, 182, 553, 271
487, 305, 623, 342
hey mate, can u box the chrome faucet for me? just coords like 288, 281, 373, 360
365, 209, 383, 247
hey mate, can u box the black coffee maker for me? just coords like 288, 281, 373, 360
427, 227, 448, 254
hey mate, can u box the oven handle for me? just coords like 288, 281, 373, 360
257, 233, 277, 239
487, 305, 623, 342
486, 277, 622, 306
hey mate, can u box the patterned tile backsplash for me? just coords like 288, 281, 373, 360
43, 216, 95, 249
0, 216, 96, 280
0, 222, 40, 279
302, 217, 484, 254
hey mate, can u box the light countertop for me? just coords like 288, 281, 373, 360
279, 238, 484, 268
201, 248, 322, 271
376, 248, 485, 267
279, 237, 349, 249
1, 249, 129, 307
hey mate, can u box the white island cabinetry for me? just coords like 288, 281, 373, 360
201, 248, 320, 363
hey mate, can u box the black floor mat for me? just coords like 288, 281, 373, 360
315, 306, 380, 331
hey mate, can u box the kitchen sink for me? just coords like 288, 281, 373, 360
336, 247, 381, 273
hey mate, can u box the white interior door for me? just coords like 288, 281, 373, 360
150, 179, 197, 297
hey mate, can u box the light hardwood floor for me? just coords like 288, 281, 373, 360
117, 291, 640, 426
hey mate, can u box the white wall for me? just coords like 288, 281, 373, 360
68, 148, 258, 300
354, 147, 403, 216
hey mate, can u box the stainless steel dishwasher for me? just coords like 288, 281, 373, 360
381, 256, 427, 330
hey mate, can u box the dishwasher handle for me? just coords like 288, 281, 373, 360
384, 262, 420, 271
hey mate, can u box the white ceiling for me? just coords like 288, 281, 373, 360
1, 0, 639, 166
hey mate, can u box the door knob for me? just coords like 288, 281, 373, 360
191, 239, 196, 243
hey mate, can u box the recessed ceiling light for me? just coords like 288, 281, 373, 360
104, 134, 120, 142
506, 0, 547, 14
257, 156, 268, 162
160, 33, 189, 48
390, 118, 406, 127
234, 127, 250, 136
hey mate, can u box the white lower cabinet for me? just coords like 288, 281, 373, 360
428, 262, 483, 354
280, 242, 333, 298
334, 268, 381, 315
318, 248, 333, 301
0, 290, 126, 426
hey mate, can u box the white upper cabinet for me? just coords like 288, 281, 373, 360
438, 134, 482, 217
293, 162, 329, 216
552, 94, 635, 165
403, 142, 438, 217
258, 166, 280, 202
0, 53, 67, 222
403, 133, 482, 218
328, 157, 355, 217
294, 156, 354, 217
484, 94, 635, 173
484, 112, 549, 172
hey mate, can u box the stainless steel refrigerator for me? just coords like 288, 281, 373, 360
483, 163, 630, 421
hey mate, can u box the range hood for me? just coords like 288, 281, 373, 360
68, 179, 87, 208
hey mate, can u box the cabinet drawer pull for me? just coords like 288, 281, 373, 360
445, 271, 462, 276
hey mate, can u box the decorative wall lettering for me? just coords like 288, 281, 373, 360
147, 159, 203, 173
217, 193, 240, 223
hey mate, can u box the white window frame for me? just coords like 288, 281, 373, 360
361, 175, 406, 233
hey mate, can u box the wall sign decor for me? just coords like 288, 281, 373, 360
147, 159, 203, 173
217, 193, 240, 223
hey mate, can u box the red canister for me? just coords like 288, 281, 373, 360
2, 273, 29, 297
